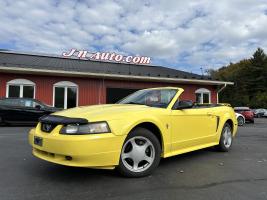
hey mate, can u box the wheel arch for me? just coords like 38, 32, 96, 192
220, 109, 238, 137
128, 122, 165, 154
225, 119, 234, 131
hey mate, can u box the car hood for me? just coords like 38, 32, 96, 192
52, 104, 158, 121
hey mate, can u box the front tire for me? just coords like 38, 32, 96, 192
117, 128, 161, 177
237, 116, 244, 126
217, 123, 233, 152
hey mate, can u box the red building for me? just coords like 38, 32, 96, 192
0, 51, 233, 109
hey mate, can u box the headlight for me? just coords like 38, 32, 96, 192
60, 122, 110, 134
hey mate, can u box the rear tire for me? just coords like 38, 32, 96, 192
117, 127, 161, 177
217, 123, 233, 152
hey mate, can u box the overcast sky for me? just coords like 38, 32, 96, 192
0, 0, 267, 74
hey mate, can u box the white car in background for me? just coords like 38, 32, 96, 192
235, 112, 245, 126
254, 109, 267, 118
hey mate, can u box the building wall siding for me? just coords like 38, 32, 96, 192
0, 73, 218, 105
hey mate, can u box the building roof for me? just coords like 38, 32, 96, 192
0, 50, 233, 86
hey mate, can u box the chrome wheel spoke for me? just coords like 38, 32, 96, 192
133, 160, 139, 170
142, 141, 150, 150
227, 137, 232, 145
130, 139, 139, 151
223, 127, 232, 148
121, 152, 131, 160
144, 155, 153, 164
138, 143, 149, 156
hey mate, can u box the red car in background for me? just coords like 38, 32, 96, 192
234, 107, 254, 123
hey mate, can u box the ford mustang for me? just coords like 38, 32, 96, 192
29, 87, 238, 177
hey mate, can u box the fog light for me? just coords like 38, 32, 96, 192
65, 156, 72, 161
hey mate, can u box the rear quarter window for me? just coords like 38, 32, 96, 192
0, 99, 12, 106
0, 99, 23, 107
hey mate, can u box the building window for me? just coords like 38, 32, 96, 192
53, 81, 78, 109
6, 79, 35, 98
195, 88, 211, 104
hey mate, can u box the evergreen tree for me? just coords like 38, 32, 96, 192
207, 48, 267, 108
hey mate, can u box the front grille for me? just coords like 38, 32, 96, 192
41, 123, 57, 133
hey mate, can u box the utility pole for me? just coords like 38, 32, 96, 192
200, 67, 204, 76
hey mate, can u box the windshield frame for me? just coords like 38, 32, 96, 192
117, 88, 179, 109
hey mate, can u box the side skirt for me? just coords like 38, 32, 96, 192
162, 142, 219, 158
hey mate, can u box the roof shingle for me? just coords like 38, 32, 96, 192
0, 51, 210, 80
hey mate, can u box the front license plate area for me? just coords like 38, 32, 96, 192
34, 136, 43, 147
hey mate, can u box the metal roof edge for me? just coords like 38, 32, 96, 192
0, 66, 234, 85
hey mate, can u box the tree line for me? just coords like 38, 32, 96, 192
207, 48, 267, 108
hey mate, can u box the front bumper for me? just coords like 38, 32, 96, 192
29, 124, 126, 168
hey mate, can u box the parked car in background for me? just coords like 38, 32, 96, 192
235, 113, 245, 126
0, 98, 61, 125
234, 107, 254, 123
253, 109, 267, 118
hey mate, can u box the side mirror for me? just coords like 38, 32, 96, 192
35, 105, 41, 110
173, 100, 194, 110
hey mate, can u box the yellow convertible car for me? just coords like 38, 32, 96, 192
29, 87, 237, 177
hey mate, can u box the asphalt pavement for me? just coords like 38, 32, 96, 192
0, 118, 267, 200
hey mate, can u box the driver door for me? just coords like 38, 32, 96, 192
170, 107, 217, 152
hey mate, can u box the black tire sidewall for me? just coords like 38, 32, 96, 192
117, 127, 161, 177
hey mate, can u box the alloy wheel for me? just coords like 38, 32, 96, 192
238, 117, 244, 126
223, 126, 232, 148
121, 136, 155, 173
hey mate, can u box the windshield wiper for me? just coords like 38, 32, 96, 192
115, 100, 155, 107
126, 102, 153, 107
126, 102, 147, 105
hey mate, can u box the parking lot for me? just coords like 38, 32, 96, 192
0, 119, 267, 200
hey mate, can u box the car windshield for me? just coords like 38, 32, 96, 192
118, 88, 178, 108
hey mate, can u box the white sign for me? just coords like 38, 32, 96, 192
62, 49, 151, 65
